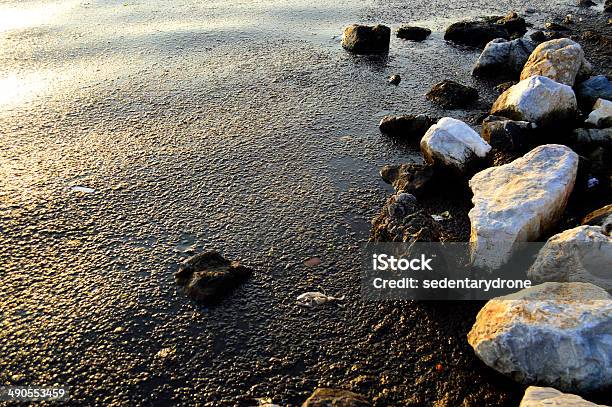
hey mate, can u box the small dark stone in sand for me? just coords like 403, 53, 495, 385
578, 0, 596, 7
396, 25, 431, 41
379, 114, 435, 139
380, 163, 434, 196
302, 388, 371, 407
495, 81, 516, 93
545, 22, 570, 31
175, 251, 252, 304
444, 20, 509, 48
341, 24, 390, 54
388, 74, 401, 85
426, 80, 478, 109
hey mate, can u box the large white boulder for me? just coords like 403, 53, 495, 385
519, 386, 608, 407
520, 38, 591, 86
420, 117, 491, 174
491, 76, 577, 127
468, 282, 612, 392
472, 38, 537, 77
469, 144, 578, 270
527, 225, 612, 291
585, 98, 612, 128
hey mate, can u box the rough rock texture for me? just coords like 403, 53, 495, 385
493, 12, 527, 38
425, 80, 478, 109
378, 114, 435, 139
520, 39, 591, 86
576, 75, 612, 109
379, 163, 434, 196
468, 282, 612, 392
302, 388, 371, 407
570, 128, 612, 149
519, 386, 607, 407
174, 251, 253, 304
582, 204, 612, 231
396, 25, 431, 41
491, 75, 578, 127
472, 38, 537, 77
420, 117, 491, 174
370, 193, 441, 242
444, 13, 526, 48
528, 226, 612, 291
481, 116, 536, 151
469, 144, 578, 270
586, 98, 612, 128
341, 24, 390, 54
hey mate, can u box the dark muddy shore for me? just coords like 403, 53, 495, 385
0, 0, 610, 406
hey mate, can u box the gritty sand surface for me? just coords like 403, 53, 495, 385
0, 0, 610, 405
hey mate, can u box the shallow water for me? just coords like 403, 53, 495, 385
0, 0, 579, 405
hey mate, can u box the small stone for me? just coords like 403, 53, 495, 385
563, 14, 573, 25
396, 25, 431, 41
379, 163, 434, 196
481, 116, 536, 151
469, 144, 578, 269
530, 30, 567, 43
370, 193, 441, 242
494, 12, 527, 38
378, 114, 435, 139
388, 74, 401, 85
444, 19, 510, 48
520, 39, 591, 86
472, 38, 537, 77
468, 282, 612, 392
527, 225, 612, 290
575, 75, 612, 109
491, 76, 578, 127
302, 388, 371, 407
420, 117, 491, 175
425, 80, 478, 109
174, 251, 252, 304
544, 22, 570, 31
495, 81, 516, 93
582, 204, 612, 231
341, 24, 391, 54
585, 98, 612, 128
577, 0, 596, 7
520, 386, 604, 407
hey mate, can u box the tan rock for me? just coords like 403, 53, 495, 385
520, 38, 591, 86
519, 386, 608, 407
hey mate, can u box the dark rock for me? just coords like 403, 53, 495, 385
570, 128, 612, 149
493, 12, 527, 38
582, 204, 612, 233
444, 20, 509, 48
174, 251, 252, 304
472, 38, 536, 77
388, 74, 401, 85
481, 116, 536, 151
545, 22, 570, 31
578, 0, 596, 7
378, 114, 435, 139
530, 30, 568, 43
605, 0, 612, 12
370, 193, 441, 242
341, 24, 390, 54
587, 146, 611, 174
495, 81, 517, 93
302, 388, 370, 407
396, 25, 431, 41
575, 75, 612, 109
581, 30, 612, 49
426, 80, 478, 109
379, 163, 434, 196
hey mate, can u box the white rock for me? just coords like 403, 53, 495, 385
491, 76, 577, 127
528, 225, 612, 291
468, 282, 612, 392
585, 98, 612, 128
519, 386, 608, 407
469, 144, 578, 270
520, 38, 591, 86
420, 117, 491, 174
472, 38, 537, 76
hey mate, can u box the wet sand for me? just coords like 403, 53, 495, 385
0, 0, 609, 405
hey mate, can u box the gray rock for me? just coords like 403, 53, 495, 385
519, 386, 607, 407
341, 24, 390, 54
570, 128, 612, 149
527, 225, 612, 291
575, 75, 612, 109
378, 114, 435, 139
396, 25, 431, 41
426, 80, 478, 109
379, 163, 434, 195
481, 116, 536, 151
175, 251, 252, 304
585, 98, 612, 128
370, 193, 441, 242
468, 282, 612, 392
472, 38, 537, 77
302, 388, 370, 407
